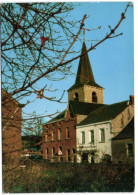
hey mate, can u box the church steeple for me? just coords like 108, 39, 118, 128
68, 42, 104, 104
69, 42, 102, 91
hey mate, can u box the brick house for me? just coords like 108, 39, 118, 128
42, 42, 134, 163
2, 89, 24, 165
112, 117, 134, 163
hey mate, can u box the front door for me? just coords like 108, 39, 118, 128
82, 153, 88, 163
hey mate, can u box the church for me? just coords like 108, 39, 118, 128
42, 42, 134, 163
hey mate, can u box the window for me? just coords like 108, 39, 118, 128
58, 128, 61, 140
46, 148, 49, 159
51, 147, 55, 158
126, 144, 133, 157
58, 147, 62, 155
51, 130, 55, 141
58, 147, 63, 162
45, 132, 48, 142
66, 127, 70, 139
72, 149, 76, 163
90, 130, 94, 144
81, 131, 85, 144
67, 149, 71, 161
99, 129, 105, 143
74, 92, 79, 101
92, 92, 97, 103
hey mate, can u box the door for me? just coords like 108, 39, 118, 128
82, 153, 88, 163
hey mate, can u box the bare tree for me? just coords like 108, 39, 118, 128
1, 2, 132, 105
22, 112, 43, 136
1, 2, 132, 169
1, 2, 86, 104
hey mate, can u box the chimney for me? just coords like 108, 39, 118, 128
130, 95, 134, 105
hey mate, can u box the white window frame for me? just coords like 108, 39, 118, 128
81, 131, 85, 144
89, 130, 94, 144
99, 128, 105, 143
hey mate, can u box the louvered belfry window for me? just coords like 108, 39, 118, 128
92, 92, 97, 103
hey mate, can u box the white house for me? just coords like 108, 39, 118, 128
76, 121, 112, 163
76, 96, 134, 163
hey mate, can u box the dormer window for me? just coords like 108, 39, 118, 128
74, 92, 79, 101
92, 92, 97, 103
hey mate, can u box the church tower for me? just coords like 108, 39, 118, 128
68, 42, 104, 104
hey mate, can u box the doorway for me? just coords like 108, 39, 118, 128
82, 153, 88, 163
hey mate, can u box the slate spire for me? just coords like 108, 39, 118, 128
75, 42, 95, 85
68, 42, 102, 91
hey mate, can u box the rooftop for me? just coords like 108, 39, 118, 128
77, 100, 129, 126
44, 101, 104, 125
113, 117, 134, 140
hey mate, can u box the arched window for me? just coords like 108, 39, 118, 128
92, 92, 97, 103
74, 92, 79, 101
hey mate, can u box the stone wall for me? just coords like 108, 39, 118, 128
112, 138, 134, 163
112, 104, 134, 137
68, 86, 84, 102
84, 85, 104, 104
76, 114, 88, 124
68, 84, 104, 104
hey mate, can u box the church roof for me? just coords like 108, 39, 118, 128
45, 101, 104, 124
69, 101, 104, 117
113, 117, 134, 140
68, 42, 103, 91
77, 100, 129, 126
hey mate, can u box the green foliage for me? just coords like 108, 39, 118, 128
3, 162, 134, 193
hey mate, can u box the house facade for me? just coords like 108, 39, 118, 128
42, 110, 77, 162
2, 89, 24, 165
76, 97, 134, 163
112, 117, 134, 163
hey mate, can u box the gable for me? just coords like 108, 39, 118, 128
113, 117, 134, 140
45, 110, 66, 125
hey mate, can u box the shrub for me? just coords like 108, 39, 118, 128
2, 161, 134, 192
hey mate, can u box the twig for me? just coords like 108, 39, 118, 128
5, 3, 130, 99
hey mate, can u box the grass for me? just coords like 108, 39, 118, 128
2, 160, 134, 193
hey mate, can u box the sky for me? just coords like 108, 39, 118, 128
0, 1, 134, 123
21, 2, 134, 123
0, 0, 137, 192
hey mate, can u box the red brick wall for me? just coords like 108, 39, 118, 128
42, 116, 77, 162
2, 90, 22, 165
